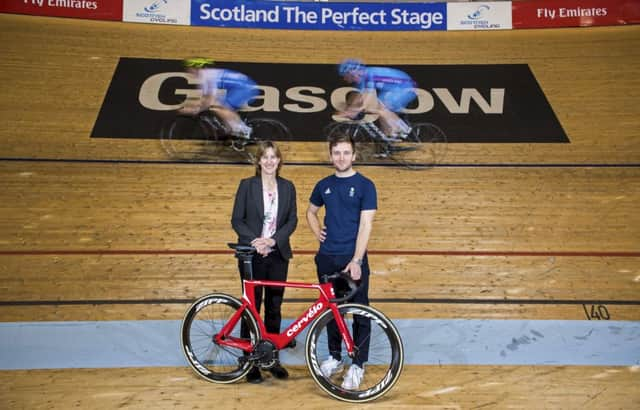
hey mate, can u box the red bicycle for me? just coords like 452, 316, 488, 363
181, 244, 404, 402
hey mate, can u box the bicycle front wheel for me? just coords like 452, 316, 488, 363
393, 122, 448, 169
246, 118, 291, 142
161, 115, 221, 161
305, 304, 404, 403
181, 293, 259, 383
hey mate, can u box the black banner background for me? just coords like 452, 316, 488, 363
91, 58, 568, 143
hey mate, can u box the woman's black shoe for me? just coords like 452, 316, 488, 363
246, 366, 263, 384
269, 363, 289, 380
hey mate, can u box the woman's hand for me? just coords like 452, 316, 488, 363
251, 237, 276, 256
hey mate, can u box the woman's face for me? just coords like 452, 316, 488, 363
259, 147, 280, 176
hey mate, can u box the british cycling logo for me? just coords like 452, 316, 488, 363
144, 0, 167, 14
461, 4, 502, 29
467, 5, 491, 20
135, 0, 178, 23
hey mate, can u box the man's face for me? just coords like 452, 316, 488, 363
330, 142, 355, 173
344, 71, 362, 84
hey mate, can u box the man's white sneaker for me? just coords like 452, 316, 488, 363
320, 357, 344, 378
341, 364, 364, 390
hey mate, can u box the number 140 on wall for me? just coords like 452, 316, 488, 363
582, 304, 611, 320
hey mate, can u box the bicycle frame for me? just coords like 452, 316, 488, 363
357, 120, 388, 143
199, 111, 226, 132
214, 278, 355, 354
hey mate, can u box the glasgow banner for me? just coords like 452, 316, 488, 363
92, 58, 569, 143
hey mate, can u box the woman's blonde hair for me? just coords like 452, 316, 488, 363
254, 140, 283, 176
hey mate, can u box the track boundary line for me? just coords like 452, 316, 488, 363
1, 249, 638, 257
2, 157, 640, 168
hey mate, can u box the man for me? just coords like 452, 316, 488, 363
338, 58, 416, 140
306, 133, 377, 390
181, 57, 257, 139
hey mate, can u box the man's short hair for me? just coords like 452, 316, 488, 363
328, 132, 356, 153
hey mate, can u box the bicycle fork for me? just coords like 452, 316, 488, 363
328, 303, 357, 358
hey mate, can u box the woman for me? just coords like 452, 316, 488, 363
231, 141, 298, 383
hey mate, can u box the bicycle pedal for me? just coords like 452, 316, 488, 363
246, 352, 265, 362
231, 141, 247, 152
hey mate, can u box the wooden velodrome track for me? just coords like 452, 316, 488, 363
1, 12, 639, 409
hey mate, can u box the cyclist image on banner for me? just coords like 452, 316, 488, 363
181, 57, 258, 139
337, 58, 417, 141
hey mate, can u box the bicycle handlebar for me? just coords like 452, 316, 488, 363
321, 271, 359, 304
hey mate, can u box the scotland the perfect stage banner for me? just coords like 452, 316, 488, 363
190, 0, 447, 31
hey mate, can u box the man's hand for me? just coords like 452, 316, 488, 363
178, 99, 202, 115
343, 260, 362, 281
306, 203, 326, 244
316, 227, 327, 243
178, 105, 199, 115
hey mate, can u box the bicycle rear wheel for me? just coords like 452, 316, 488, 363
305, 304, 404, 403
392, 122, 448, 169
325, 122, 378, 163
161, 114, 222, 161
181, 293, 259, 383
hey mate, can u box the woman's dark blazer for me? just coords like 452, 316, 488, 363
231, 176, 297, 260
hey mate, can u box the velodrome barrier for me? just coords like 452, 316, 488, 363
1, 0, 639, 30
